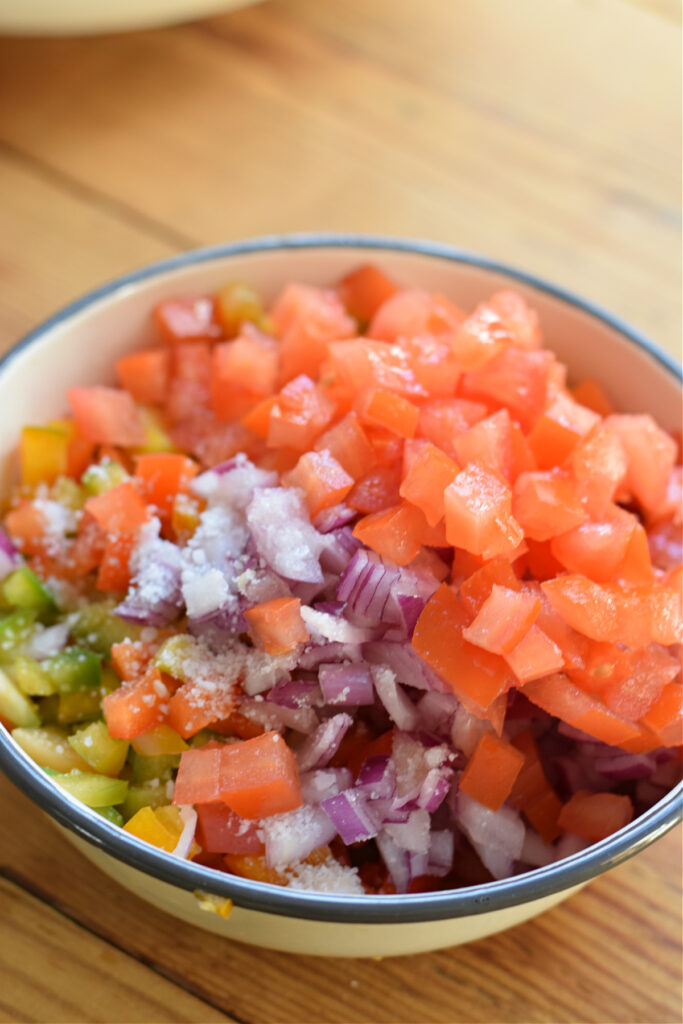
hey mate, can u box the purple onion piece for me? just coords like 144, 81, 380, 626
417, 768, 452, 813
363, 640, 446, 693
318, 663, 374, 707
296, 713, 353, 772
594, 752, 657, 781
371, 666, 420, 732
321, 789, 380, 845
300, 767, 353, 805
298, 641, 363, 670
337, 549, 401, 621
313, 504, 357, 534
0, 526, 18, 560
376, 831, 411, 893
356, 755, 396, 800
268, 677, 322, 710
369, 797, 411, 824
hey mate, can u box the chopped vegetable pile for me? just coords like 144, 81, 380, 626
0, 265, 681, 895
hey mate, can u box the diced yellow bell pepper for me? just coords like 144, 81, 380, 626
68, 720, 129, 776
20, 425, 70, 488
130, 723, 189, 756
194, 891, 234, 918
124, 804, 183, 852
171, 492, 202, 543
11, 725, 93, 773
135, 407, 175, 454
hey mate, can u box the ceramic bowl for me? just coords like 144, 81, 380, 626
0, 235, 680, 958
0, 0, 259, 36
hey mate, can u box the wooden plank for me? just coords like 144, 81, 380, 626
0, 873, 231, 1024
0, 774, 680, 1024
0, 0, 678, 353
0, 149, 177, 354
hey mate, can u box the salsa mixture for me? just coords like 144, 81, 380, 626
0, 266, 680, 895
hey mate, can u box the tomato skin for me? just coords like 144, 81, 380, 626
154, 297, 221, 344
459, 732, 525, 810
196, 802, 265, 854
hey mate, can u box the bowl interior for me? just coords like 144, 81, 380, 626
0, 237, 680, 924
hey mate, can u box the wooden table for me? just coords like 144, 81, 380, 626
0, 1, 680, 1021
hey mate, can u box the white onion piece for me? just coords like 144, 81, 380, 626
263, 804, 337, 868
376, 831, 410, 893
296, 713, 353, 771
520, 829, 555, 868
371, 665, 419, 731
384, 809, 430, 854
300, 767, 353, 804
170, 806, 198, 860
301, 606, 376, 644
247, 488, 325, 583
456, 791, 525, 880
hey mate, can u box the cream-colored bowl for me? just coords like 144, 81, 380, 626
0, 235, 681, 957
0, 0, 259, 36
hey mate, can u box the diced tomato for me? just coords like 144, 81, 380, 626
66, 513, 107, 578
558, 791, 633, 842
462, 348, 552, 428
272, 283, 355, 384
504, 625, 565, 683
284, 449, 354, 517
412, 585, 511, 711
489, 291, 541, 350
512, 470, 586, 542
550, 506, 638, 582
417, 398, 488, 459
110, 640, 155, 682
399, 334, 461, 396
462, 585, 541, 655
85, 481, 149, 536
353, 502, 425, 566
347, 463, 402, 514
450, 302, 512, 371
68, 387, 145, 447
224, 732, 303, 818
368, 289, 463, 342
527, 391, 600, 469
459, 732, 525, 810
166, 342, 212, 425
453, 409, 517, 480
399, 442, 458, 527
518, 539, 565, 582
154, 297, 221, 344
267, 375, 336, 451
328, 339, 427, 399
4, 502, 49, 557
459, 559, 521, 617
523, 673, 641, 747
509, 730, 562, 842
357, 389, 419, 439
115, 349, 170, 406
96, 533, 137, 592
313, 412, 376, 481
569, 425, 627, 516
444, 463, 523, 560
605, 414, 677, 512
167, 680, 238, 740
337, 264, 399, 323
211, 329, 278, 421
601, 644, 680, 720
570, 378, 615, 417
103, 668, 169, 739
135, 453, 198, 521
641, 683, 683, 747
243, 597, 309, 656
195, 802, 265, 854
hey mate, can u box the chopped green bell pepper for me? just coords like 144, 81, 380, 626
68, 720, 129, 776
0, 667, 41, 727
45, 768, 128, 808
45, 647, 102, 694
1, 566, 57, 618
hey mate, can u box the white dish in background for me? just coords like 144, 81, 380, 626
0, 0, 259, 37
0, 235, 680, 957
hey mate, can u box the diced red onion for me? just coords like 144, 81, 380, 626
635, 779, 668, 807
520, 829, 555, 868
22, 621, 71, 660
356, 755, 397, 800
369, 797, 411, 824
371, 665, 420, 731
417, 768, 452, 813
427, 829, 455, 877
298, 641, 363, 670
194, 455, 277, 510
557, 721, 602, 744
300, 767, 353, 804
118, 527, 183, 626
363, 640, 446, 692
170, 806, 198, 860
319, 527, 361, 574
314, 601, 344, 616
417, 691, 460, 735
594, 752, 657, 781
456, 791, 525, 880
321, 789, 380, 845
263, 804, 337, 868
409, 850, 430, 878
0, 526, 18, 560
450, 705, 491, 758
0, 550, 15, 581
296, 713, 353, 771
239, 697, 318, 735
313, 504, 357, 533
392, 732, 450, 804
337, 549, 401, 621
394, 594, 425, 635
318, 663, 374, 706
300, 606, 377, 644
268, 678, 321, 710
385, 808, 430, 853
554, 833, 590, 861
376, 831, 411, 893
247, 487, 325, 584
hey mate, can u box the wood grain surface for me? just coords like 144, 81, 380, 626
0, 1, 680, 1022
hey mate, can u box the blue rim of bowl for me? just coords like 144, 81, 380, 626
0, 233, 681, 925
